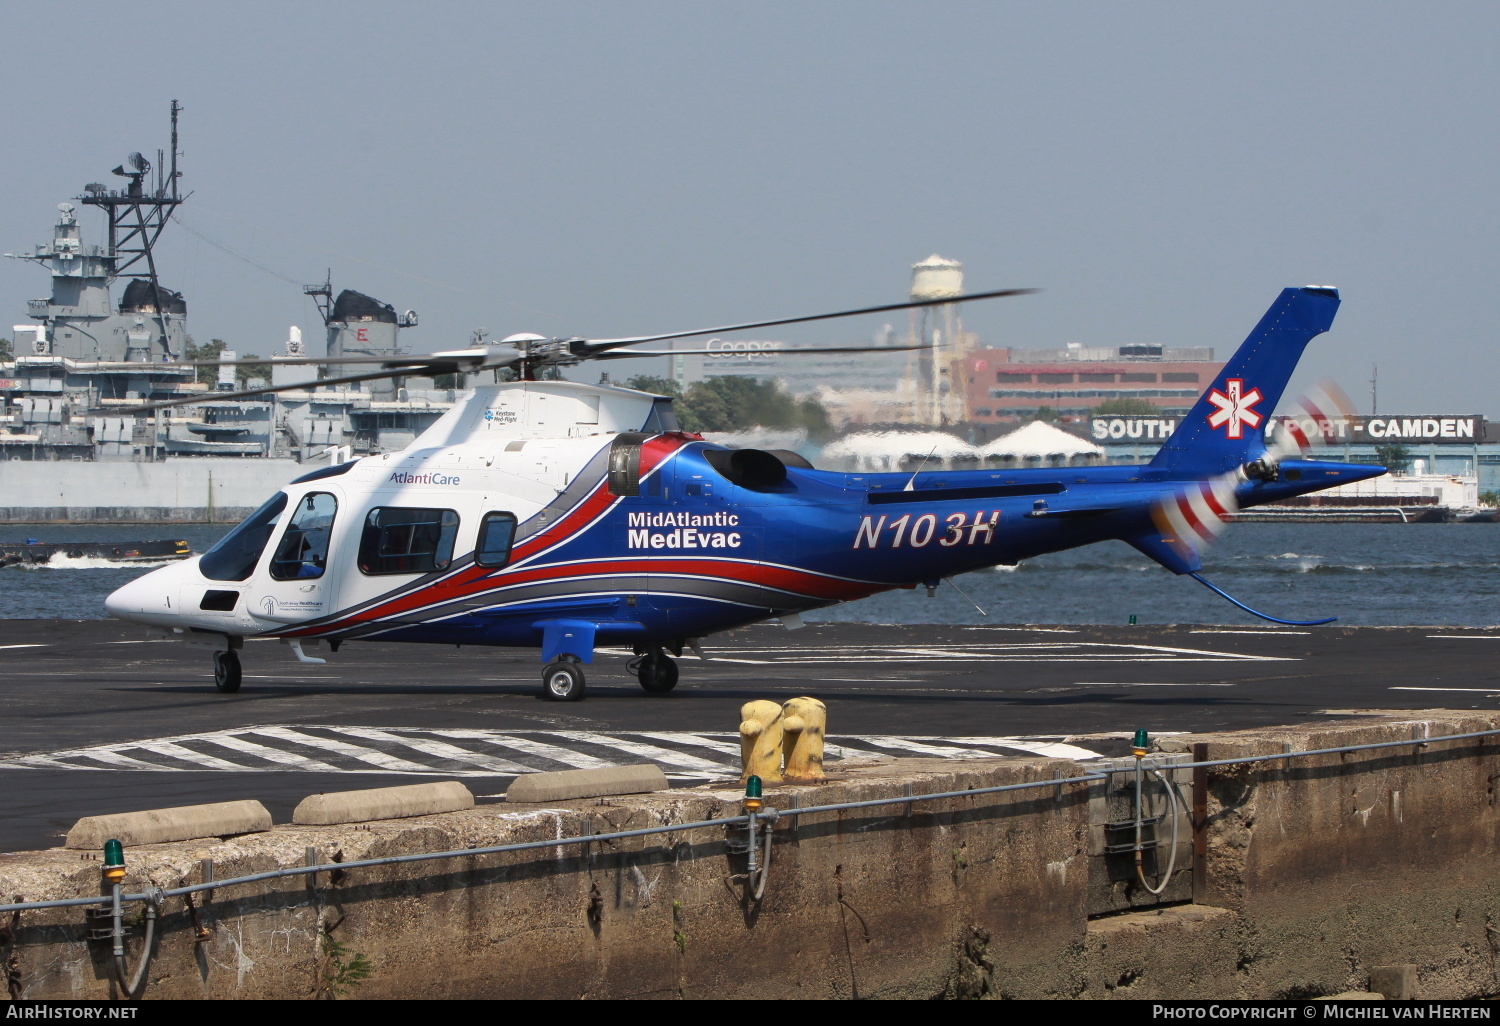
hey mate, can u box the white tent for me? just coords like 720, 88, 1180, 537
980, 421, 1104, 462
821, 430, 979, 471
701, 427, 808, 452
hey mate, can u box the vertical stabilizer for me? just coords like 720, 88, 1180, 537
1149, 287, 1340, 476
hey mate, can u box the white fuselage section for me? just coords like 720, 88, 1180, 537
105, 381, 669, 637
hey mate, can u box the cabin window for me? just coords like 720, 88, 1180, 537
475, 512, 518, 568
269, 492, 339, 581
359, 507, 460, 576
200, 492, 289, 582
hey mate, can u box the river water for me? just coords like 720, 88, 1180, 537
0, 523, 1494, 627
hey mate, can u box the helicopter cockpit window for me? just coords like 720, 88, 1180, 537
475, 512, 517, 569
269, 492, 339, 581
200, 492, 289, 582
359, 507, 460, 576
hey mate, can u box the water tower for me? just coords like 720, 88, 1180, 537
908, 254, 964, 425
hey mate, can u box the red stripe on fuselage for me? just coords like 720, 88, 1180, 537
278, 434, 707, 637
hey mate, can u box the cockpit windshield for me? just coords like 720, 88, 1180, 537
199, 492, 289, 582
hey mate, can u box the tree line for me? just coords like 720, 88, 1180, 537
623, 375, 830, 438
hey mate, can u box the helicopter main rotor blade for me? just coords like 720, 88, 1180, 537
133, 348, 496, 369
579, 287, 1037, 354
591, 341, 943, 360
100, 353, 520, 415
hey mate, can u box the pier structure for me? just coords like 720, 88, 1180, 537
1, 620, 1498, 999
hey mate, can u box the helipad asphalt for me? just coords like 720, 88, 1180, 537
1, 618, 1496, 853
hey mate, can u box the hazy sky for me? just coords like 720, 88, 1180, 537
3, 1, 1496, 415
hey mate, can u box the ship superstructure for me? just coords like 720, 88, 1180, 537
0, 104, 457, 519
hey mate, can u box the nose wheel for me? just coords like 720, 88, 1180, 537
635, 650, 679, 694
542, 657, 586, 701
213, 650, 242, 693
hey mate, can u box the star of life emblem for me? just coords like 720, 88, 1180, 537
1205, 378, 1263, 439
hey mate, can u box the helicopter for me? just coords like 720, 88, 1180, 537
103, 285, 1383, 700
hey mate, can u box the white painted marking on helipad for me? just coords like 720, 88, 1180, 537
427, 729, 617, 770
11, 750, 164, 771
199, 674, 343, 680
331, 727, 531, 773
249, 726, 433, 773
202, 734, 343, 772
630, 731, 744, 757
0, 728, 1108, 775
960, 627, 1081, 633
986, 740, 1102, 759
1189, 630, 1310, 636
1391, 687, 1500, 693
560, 732, 726, 773
1070, 682, 1238, 687
855, 737, 1022, 759
132, 740, 246, 772
697, 641, 1294, 664
676, 654, 773, 664
0, 645, 46, 651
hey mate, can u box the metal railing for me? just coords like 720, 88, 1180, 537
2, 723, 1496, 917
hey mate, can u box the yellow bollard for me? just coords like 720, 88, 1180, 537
739, 700, 785, 785
781, 696, 826, 783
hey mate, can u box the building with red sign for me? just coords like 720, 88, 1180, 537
965, 343, 1227, 433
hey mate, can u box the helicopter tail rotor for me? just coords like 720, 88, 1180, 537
1135, 377, 1360, 625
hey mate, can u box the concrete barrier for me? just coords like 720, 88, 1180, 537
64, 800, 271, 849
6, 711, 1500, 1000
293, 782, 474, 826
505, 764, 668, 803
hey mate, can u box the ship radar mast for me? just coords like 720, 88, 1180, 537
77, 100, 186, 347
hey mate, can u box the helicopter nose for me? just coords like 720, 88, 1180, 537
105, 562, 181, 624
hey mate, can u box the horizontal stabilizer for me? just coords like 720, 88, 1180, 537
1126, 530, 1202, 576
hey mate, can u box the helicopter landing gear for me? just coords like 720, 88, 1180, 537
542, 656, 586, 702
635, 650, 679, 694
213, 649, 242, 694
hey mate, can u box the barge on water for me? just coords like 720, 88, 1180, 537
0, 539, 190, 568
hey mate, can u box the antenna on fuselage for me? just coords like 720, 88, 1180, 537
943, 576, 989, 618
902, 446, 939, 492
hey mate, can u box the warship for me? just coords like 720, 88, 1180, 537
0, 103, 459, 524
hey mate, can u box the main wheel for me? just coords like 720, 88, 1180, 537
213, 650, 242, 694
542, 659, 586, 702
637, 652, 679, 694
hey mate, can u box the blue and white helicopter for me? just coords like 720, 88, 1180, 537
105, 285, 1383, 700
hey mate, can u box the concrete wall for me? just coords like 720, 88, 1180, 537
2, 711, 1498, 1000
0, 459, 302, 523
